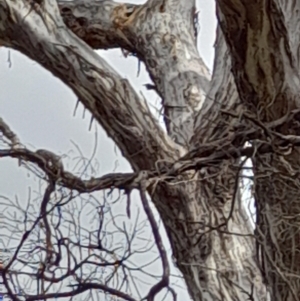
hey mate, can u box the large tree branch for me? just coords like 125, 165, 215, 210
171, 26, 267, 300
216, 1, 300, 300
3, 113, 300, 193
57, 0, 210, 146
191, 26, 241, 146
216, 0, 300, 115
58, 0, 138, 51
0, 0, 180, 172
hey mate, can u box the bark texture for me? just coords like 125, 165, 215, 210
1, 0, 300, 300
217, 1, 300, 300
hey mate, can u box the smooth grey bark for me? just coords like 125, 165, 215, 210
2, 0, 300, 300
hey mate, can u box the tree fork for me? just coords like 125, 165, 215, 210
0, 0, 272, 300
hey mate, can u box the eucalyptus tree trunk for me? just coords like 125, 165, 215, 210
1, 0, 299, 300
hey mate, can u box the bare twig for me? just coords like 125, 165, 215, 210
139, 178, 171, 301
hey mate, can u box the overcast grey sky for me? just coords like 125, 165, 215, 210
0, 1, 217, 300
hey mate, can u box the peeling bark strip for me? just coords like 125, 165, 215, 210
2, 0, 300, 300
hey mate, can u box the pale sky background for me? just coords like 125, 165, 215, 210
0, 1, 218, 300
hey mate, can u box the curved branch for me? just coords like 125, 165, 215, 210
58, 0, 138, 51
58, 0, 211, 146
25, 282, 137, 301
2, 110, 300, 193
0, 147, 141, 192
0, 0, 180, 172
